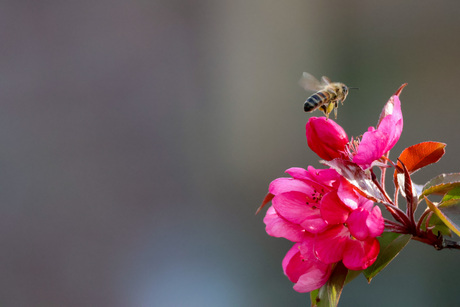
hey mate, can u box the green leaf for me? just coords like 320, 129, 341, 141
425, 197, 460, 237
310, 262, 348, 307
442, 186, 460, 202
419, 211, 452, 237
420, 173, 460, 199
364, 232, 411, 282
310, 290, 319, 307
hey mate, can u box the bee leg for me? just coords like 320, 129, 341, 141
319, 105, 329, 119
325, 102, 335, 119
333, 100, 341, 119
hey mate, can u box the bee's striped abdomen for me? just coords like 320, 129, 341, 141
304, 91, 331, 112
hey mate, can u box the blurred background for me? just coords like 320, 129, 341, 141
1, 1, 460, 306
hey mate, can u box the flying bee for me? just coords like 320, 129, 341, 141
299, 72, 356, 119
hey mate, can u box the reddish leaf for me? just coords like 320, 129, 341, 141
395, 142, 446, 175
255, 193, 274, 215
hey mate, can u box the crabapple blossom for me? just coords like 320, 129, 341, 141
305, 117, 348, 161
263, 167, 384, 291
353, 95, 403, 169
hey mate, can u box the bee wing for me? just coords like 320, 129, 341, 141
299, 72, 322, 91
321, 76, 332, 85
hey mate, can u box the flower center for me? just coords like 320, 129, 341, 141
311, 189, 324, 202
346, 136, 361, 159
306, 188, 325, 209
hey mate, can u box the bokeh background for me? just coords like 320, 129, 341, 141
1, 1, 460, 306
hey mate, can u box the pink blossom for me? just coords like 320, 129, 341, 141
263, 167, 341, 238
282, 241, 333, 293
305, 117, 348, 161
263, 167, 384, 291
352, 94, 404, 169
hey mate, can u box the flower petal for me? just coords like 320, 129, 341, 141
269, 178, 313, 196
320, 191, 350, 225
352, 128, 388, 169
306, 166, 341, 187
293, 266, 333, 293
337, 178, 359, 210
367, 205, 385, 237
306, 117, 349, 161
285, 167, 311, 180
283, 243, 333, 293
314, 225, 348, 264
342, 238, 380, 270
272, 191, 328, 233
264, 206, 306, 242
347, 204, 384, 240
285, 167, 340, 188
347, 207, 370, 240
353, 95, 404, 169
282, 243, 302, 278
377, 96, 403, 152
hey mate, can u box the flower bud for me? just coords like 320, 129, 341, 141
305, 117, 348, 161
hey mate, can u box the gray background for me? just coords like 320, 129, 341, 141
1, 1, 459, 306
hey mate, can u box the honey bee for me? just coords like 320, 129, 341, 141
299, 72, 354, 119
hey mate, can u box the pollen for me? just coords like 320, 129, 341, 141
309, 189, 324, 204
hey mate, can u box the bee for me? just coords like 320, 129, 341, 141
299, 72, 355, 119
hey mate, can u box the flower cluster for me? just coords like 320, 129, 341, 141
264, 167, 384, 292
261, 88, 404, 293
306, 93, 403, 170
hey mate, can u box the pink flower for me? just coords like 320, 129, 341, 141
283, 241, 333, 293
352, 91, 404, 169
263, 167, 384, 291
262, 167, 340, 291
263, 167, 341, 238
305, 117, 349, 161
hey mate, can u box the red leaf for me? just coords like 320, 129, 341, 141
396, 141, 446, 175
